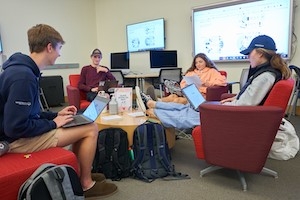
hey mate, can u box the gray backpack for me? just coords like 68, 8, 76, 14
18, 163, 84, 200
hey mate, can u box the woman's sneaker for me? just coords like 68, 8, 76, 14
135, 86, 153, 113
164, 80, 181, 94
146, 85, 157, 101
141, 92, 153, 105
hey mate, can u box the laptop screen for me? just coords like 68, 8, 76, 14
181, 83, 206, 110
83, 96, 109, 120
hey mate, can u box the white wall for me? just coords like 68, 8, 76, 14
0, 0, 98, 93
0, 0, 299, 95
96, 0, 300, 92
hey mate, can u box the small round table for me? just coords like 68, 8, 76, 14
95, 110, 176, 148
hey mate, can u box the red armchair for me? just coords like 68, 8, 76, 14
66, 74, 90, 110
206, 70, 229, 101
193, 79, 294, 158
192, 78, 294, 190
263, 79, 295, 116
197, 104, 283, 191
205, 85, 229, 101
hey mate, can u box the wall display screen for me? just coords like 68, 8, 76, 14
150, 50, 177, 68
126, 18, 165, 52
110, 52, 130, 70
192, 0, 293, 62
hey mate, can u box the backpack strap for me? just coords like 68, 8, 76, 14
153, 124, 173, 172
111, 129, 123, 180
153, 124, 191, 181
132, 124, 154, 182
43, 166, 68, 200
148, 123, 161, 179
92, 130, 107, 173
98, 130, 107, 164
43, 165, 81, 200
18, 163, 56, 199
57, 166, 79, 199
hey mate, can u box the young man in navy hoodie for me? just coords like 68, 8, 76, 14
0, 24, 117, 198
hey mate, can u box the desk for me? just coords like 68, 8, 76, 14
95, 110, 176, 148
124, 73, 159, 91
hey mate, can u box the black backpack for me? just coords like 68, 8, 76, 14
131, 122, 190, 182
18, 163, 84, 200
92, 128, 131, 181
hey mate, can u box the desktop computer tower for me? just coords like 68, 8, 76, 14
40, 76, 65, 107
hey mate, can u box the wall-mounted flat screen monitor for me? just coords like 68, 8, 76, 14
126, 18, 165, 52
110, 52, 130, 70
192, 0, 294, 62
150, 50, 177, 68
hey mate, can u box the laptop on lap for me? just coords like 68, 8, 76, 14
98, 80, 119, 93
62, 96, 110, 128
182, 84, 220, 110
181, 83, 206, 110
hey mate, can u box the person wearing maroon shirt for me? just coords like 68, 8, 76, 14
78, 49, 116, 101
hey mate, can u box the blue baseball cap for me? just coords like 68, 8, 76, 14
240, 35, 277, 55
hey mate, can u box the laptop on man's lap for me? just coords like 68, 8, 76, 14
62, 96, 109, 128
98, 80, 119, 93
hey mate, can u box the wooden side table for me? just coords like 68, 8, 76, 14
95, 110, 176, 148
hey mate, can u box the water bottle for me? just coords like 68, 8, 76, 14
0, 141, 9, 156
98, 90, 109, 113
109, 93, 118, 115
128, 147, 134, 160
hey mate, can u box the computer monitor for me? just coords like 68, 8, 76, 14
110, 52, 130, 73
126, 18, 165, 52
150, 50, 177, 69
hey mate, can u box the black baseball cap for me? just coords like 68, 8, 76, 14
91, 48, 102, 56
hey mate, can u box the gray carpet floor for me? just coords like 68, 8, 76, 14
50, 105, 299, 200
86, 115, 300, 200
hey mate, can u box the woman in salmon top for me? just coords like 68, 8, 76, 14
161, 53, 227, 104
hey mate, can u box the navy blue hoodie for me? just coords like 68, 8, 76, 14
0, 53, 57, 143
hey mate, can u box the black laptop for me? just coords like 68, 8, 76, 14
62, 96, 110, 128
98, 80, 119, 93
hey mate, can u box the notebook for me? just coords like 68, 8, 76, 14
98, 80, 119, 93
181, 83, 206, 110
62, 96, 110, 128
